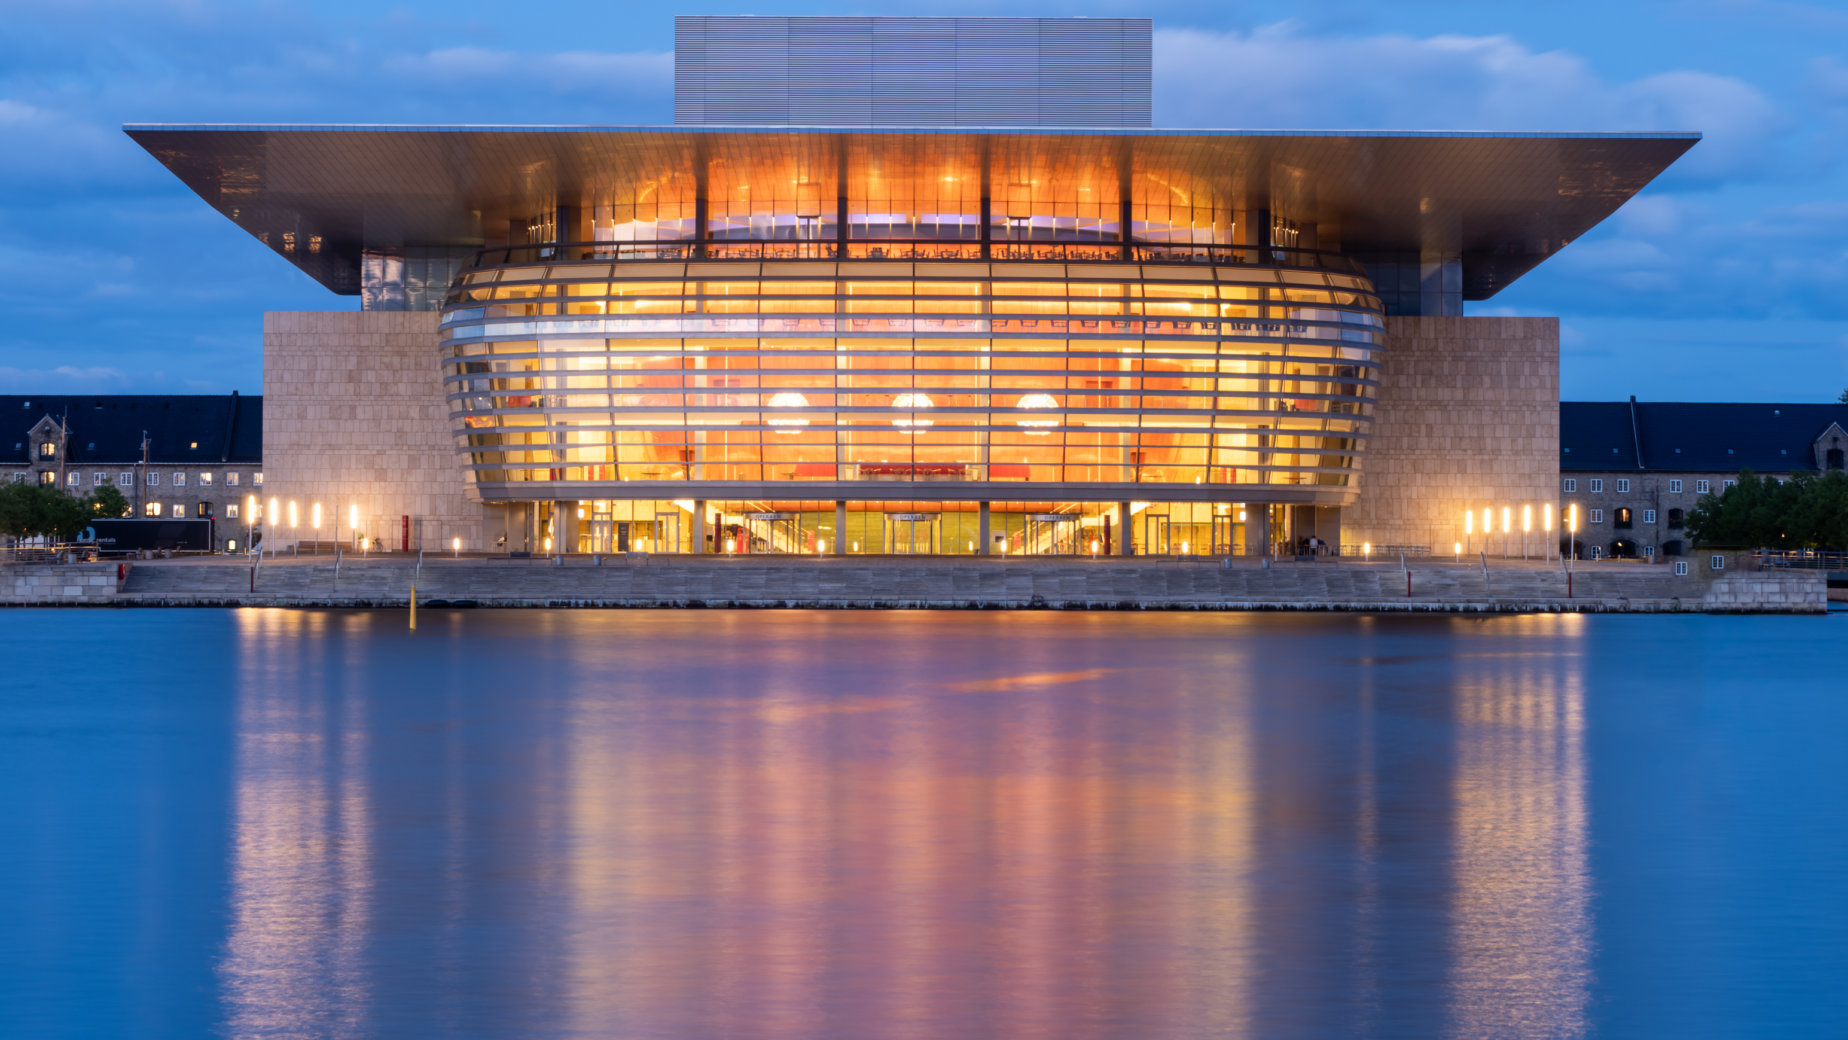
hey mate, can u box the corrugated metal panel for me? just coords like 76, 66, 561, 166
674, 16, 1153, 128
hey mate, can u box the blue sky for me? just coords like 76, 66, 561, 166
2, 0, 1844, 401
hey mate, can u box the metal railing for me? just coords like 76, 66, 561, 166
465, 240, 1369, 276
1754, 549, 1848, 570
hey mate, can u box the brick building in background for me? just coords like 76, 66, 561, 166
1560, 398, 1848, 560
3, 394, 263, 551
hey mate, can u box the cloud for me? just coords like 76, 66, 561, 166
0, 365, 134, 392
1153, 25, 1782, 182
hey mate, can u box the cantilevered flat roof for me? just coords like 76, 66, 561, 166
125, 124, 1696, 298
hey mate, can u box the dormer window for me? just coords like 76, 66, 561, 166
38, 442, 55, 458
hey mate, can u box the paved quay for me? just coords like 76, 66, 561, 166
4, 554, 1825, 613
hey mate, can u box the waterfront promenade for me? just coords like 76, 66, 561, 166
4, 554, 1827, 613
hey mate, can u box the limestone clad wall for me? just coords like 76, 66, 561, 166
1344, 316, 1559, 552
263, 311, 485, 551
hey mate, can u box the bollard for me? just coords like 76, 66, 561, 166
409, 584, 417, 630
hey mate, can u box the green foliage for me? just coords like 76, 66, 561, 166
1687, 469, 1848, 549
0, 480, 114, 543
1838, 388, 1848, 404
90, 480, 130, 520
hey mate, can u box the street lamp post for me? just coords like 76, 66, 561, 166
1567, 503, 1579, 598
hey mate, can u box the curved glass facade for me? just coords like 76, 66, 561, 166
441, 259, 1382, 505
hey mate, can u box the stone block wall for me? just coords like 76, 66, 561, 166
1344, 316, 1559, 552
2, 563, 120, 604
263, 311, 485, 552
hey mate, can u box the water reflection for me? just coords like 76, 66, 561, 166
220, 610, 374, 1040
1446, 616, 1590, 1039
207, 610, 1601, 1039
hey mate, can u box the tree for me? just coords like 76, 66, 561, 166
1688, 469, 1848, 550
0, 481, 113, 545
1838, 388, 1848, 404
90, 481, 130, 520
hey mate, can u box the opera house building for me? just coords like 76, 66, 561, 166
128, 16, 1694, 556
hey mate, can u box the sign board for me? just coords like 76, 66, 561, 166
746, 512, 796, 521
86, 518, 214, 552
887, 513, 938, 522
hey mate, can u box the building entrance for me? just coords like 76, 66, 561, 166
1141, 513, 1173, 554
652, 511, 681, 553
744, 512, 801, 553
1023, 513, 1080, 555
884, 513, 940, 554
1212, 514, 1244, 555
588, 506, 614, 553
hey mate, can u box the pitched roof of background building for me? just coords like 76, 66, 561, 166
1561, 400, 1848, 473
4, 394, 261, 466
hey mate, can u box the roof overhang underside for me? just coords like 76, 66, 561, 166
124, 125, 1696, 299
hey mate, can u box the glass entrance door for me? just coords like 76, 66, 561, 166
1141, 514, 1172, 554
588, 507, 614, 553
744, 513, 800, 554
1024, 514, 1079, 555
1212, 514, 1242, 555
653, 511, 681, 553
884, 513, 940, 554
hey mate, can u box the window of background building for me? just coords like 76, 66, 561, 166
1723, 479, 1737, 489
144, 502, 161, 516
1642, 545, 1655, 559
1668, 508, 1684, 529
226, 503, 239, 519
92, 472, 104, 486
1695, 479, 1710, 493
119, 472, 132, 486
226, 472, 240, 487
173, 503, 186, 517
1590, 508, 1604, 524
1670, 479, 1683, 493
148, 472, 159, 486
38, 442, 54, 458
200, 473, 213, 487
1590, 545, 1603, 560
1643, 509, 1657, 524
1616, 478, 1630, 492
39, 471, 55, 485
253, 472, 263, 486
1675, 560, 1689, 576
173, 473, 186, 487
1589, 478, 1604, 493
65, 472, 79, 487
1614, 507, 1632, 528
1711, 554, 1725, 570
1563, 478, 1577, 492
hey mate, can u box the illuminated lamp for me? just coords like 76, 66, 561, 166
767, 391, 811, 432
1014, 393, 1058, 435
892, 392, 934, 431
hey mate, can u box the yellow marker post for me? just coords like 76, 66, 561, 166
409, 584, 417, 630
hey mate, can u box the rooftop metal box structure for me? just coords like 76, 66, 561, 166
673, 16, 1153, 128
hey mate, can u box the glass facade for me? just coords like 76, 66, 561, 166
541, 499, 1266, 557
442, 258, 1382, 524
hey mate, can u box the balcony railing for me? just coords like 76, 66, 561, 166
465, 240, 1369, 276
